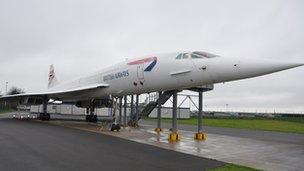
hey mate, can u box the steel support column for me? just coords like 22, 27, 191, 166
168, 90, 180, 141
194, 91, 206, 140
123, 96, 127, 126
198, 91, 203, 133
172, 90, 177, 133
155, 91, 162, 132
119, 97, 122, 125
130, 95, 134, 124
135, 94, 139, 126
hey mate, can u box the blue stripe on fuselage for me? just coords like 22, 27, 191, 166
144, 60, 157, 71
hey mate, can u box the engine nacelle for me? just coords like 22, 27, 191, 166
75, 99, 113, 108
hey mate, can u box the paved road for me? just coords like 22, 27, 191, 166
141, 120, 304, 145
0, 118, 224, 171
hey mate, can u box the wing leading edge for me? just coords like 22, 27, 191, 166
0, 83, 109, 102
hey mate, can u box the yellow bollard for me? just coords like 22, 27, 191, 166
154, 128, 163, 133
168, 132, 181, 141
194, 132, 207, 141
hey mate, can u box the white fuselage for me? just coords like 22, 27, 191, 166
48, 51, 303, 101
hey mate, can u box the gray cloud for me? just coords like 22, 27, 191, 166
0, 0, 303, 112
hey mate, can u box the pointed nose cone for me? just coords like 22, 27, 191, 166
239, 58, 304, 79
268, 61, 304, 71
288, 63, 304, 68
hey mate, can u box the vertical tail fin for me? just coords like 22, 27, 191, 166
48, 64, 59, 89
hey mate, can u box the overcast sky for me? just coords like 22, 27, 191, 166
0, 0, 303, 113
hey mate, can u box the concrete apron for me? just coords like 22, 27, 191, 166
46, 121, 303, 171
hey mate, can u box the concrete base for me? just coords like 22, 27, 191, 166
168, 132, 180, 141
194, 132, 207, 141
154, 128, 163, 133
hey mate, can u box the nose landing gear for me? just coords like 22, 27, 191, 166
110, 124, 121, 131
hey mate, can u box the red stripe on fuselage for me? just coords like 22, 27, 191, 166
127, 56, 157, 65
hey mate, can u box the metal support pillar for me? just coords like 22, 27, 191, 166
194, 91, 206, 140
135, 94, 139, 126
155, 91, 162, 133
198, 91, 203, 133
130, 95, 134, 125
123, 96, 127, 126
168, 90, 180, 141
119, 97, 122, 125
172, 90, 177, 133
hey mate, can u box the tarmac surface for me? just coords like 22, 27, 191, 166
2, 112, 304, 171
0, 117, 224, 171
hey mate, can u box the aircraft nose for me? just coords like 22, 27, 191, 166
238, 58, 304, 79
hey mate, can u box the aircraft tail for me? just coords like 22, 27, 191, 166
48, 64, 59, 89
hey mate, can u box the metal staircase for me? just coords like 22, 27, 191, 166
141, 90, 174, 117
128, 90, 174, 125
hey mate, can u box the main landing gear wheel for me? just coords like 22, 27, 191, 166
110, 124, 121, 131
39, 113, 50, 121
86, 115, 98, 122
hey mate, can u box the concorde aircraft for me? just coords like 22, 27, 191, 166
1, 51, 303, 123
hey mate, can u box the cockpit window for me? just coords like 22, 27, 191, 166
176, 51, 218, 60
191, 51, 219, 58
191, 53, 204, 59
182, 53, 190, 59
176, 53, 182, 59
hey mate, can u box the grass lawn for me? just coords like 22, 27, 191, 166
147, 117, 304, 134
0, 108, 12, 114
209, 164, 260, 171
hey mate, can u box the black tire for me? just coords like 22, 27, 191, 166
110, 124, 116, 131
45, 114, 50, 120
92, 115, 98, 122
39, 113, 50, 121
115, 124, 121, 131
85, 115, 90, 122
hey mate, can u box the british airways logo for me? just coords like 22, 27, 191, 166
127, 56, 157, 72
103, 70, 129, 81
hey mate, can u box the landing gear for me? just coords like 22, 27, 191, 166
39, 95, 50, 121
39, 113, 50, 120
86, 102, 98, 123
86, 99, 98, 123
110, 123, 121, 131
85, 114, 97, 122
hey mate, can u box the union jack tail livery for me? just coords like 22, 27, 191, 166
48, 64, 59, 89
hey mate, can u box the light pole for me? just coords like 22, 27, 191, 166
4, 82, 8, 108
5, 82, 8, 95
